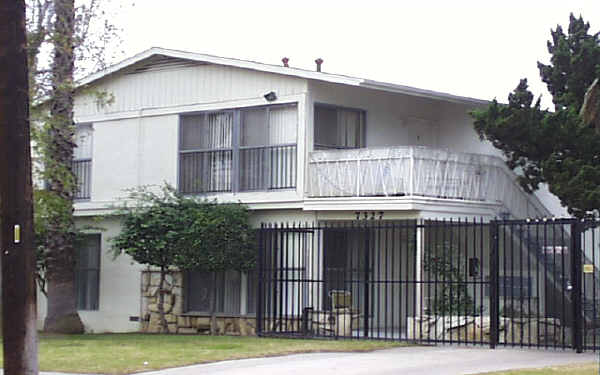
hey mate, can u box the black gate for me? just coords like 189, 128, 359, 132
257, 218, 600, 352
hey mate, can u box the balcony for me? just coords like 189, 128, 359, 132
179, 145, 297, 194
306, 146, 548, 218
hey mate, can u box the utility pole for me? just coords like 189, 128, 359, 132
0, 0, 40, 374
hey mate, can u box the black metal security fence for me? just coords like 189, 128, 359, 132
256, 218, 600, 352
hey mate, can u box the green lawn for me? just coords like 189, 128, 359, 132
478, 362, 599, 375
0, 333, 403, 374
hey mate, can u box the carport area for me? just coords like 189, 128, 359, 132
138, 346, 597, 375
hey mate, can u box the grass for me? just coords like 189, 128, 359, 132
0, 333, 403, 374
478, 362, 599, 375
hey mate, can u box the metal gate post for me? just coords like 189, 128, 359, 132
571, 220, 583, 353
257, 224, 265, 336
363, 223, 370, 338
489, 220, 499, 349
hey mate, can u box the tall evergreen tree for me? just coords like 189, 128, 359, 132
471, 14, 600, 217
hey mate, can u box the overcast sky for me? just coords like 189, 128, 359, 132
112, 0, 600, 109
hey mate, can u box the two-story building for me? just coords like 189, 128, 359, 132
36, 48, 568, 334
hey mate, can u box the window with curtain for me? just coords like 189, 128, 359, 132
179, 112, 233, 193
179, 103, 297, 194
76, 234, 101, 310
314, 104, 365, 150
185, 270, 257, 315
239, 104, 297, 190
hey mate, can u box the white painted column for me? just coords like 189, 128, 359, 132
415, 222, 424, 316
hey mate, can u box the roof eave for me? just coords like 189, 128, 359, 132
76, 47, 491, 107
360, 79, 490, 106
77, 47, 364, 88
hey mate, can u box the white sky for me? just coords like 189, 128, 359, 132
112, 0, 600, 109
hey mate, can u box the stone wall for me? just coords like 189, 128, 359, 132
407, 315, 567, 345
140, 270, 256, 335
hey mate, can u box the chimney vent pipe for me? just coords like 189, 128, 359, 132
315, 58, 323, 72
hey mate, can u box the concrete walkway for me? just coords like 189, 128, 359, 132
136, 346, 598, 375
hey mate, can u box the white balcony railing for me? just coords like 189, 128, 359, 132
306, 146, 550, 219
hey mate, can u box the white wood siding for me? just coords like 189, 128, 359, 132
308, 81, 495, 155
75, 62, 308, 119
92, 115, 179, 201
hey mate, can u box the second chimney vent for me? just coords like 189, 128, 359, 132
315, 58, 323, 72
282, 57, 289, 67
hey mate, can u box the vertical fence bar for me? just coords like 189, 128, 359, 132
392, 221, 397, 340
257, 224, 265, 336
412, 220, 418, 344
489, 220, 499, 349
560, 222, 566, 350
581, 221, 587, 349
518, 222, 524, 347
479, 217, 484, 345
509, 222, 515, 347
571, 220, 583, 353
593, 221, 597, 350
316, 222, 322, 337
535, 222, 541, 349
433, 220, 439, 343
449, 218, 454, 345
551, 222, 558, 349
278, 226, 284, 333
376, 221, 381, 339
425, 220, 431, 344
521, 224, 528, 345
384, 222, 389, 339
363, 222, 370, 338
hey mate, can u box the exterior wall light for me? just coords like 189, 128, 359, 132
264, 91, 277, 102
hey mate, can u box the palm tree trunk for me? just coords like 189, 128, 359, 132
43, 0, 83, 333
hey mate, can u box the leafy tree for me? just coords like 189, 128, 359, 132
471, 14, 600, 217
25, 0, 124, 332
423, 241, 474, 316
111, 185, 256, 334
176, 198, 256, 335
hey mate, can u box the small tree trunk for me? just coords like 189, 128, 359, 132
210, 272, 217, 335
158, 267, 168, 333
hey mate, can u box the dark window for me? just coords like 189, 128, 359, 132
76, 234, 101, 310
314, 104, 365, 150
486, 276, 532, 298
499, 276, 532, 298
186, 270, 256, 315
73, 124, 93, 200
179, 104, 297, 194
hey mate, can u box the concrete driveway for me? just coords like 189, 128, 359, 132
137, 346, 598, 375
